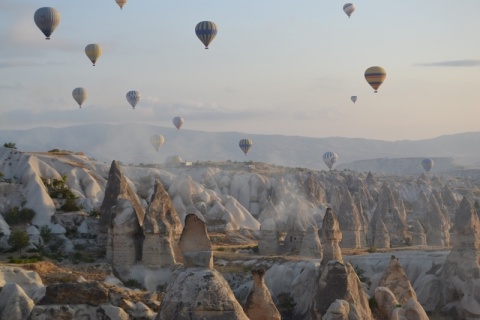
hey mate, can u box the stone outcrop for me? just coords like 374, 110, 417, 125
178, 213, 213, 269
259, 218, 279, 255
425, 193, 450, 247
373, 218, 390, 249
374, 287, 429, 320
0, 283, 35, 320
442, 197, 480, 318
337, 190, 364, 249
370, 183, 409, 246
320, 208, 343, 264
99, 160, 145, 273
158, 215, 249, 319
143, 179, 183, 267
411, 220, 427, 246
299, 225, 323, 259
378, 255, 417, 304
244, 268, 281, 320
311, 260, 373, 319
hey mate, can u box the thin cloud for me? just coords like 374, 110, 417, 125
415, 59, 480, 67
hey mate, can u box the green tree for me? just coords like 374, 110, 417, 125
8, 229, 30, 253
3, 142, 17, 149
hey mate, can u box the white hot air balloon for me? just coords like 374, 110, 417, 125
150, 134, 165, 152
172, 117, 184, 130
85, 44, 102, 66
126, 90, 141, 109
72, 87, 88, 108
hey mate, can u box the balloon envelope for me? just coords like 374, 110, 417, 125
323, 151, 338, 170
126, 90, 141, 109
239, 139, 253, 155
365, 66, 386, 93
343, 3, 355, 18
351, 96, 357, 104
195, 21, 218, 49
72, 87, 88, 108
173, 117, 184, 130
150, 135, 165, 152
422, 158, 434, 172
85, 44, 102, 66
34, 7, 61, 40
115, 0, 127, 9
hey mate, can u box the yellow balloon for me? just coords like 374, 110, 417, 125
85, 44, 102, 66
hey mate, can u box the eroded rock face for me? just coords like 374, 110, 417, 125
0, 283, 35, 320
157, 268, 249, 320
443, 197, 480, 317
425, 193, 450, 247
320, 208, 343, 264
30, 304, 130, 320
38, 282, 109, 305
371, 183, 408, 246
311, 261, 373, 320
373, 218, 390, 249
337, 190, 363, 249
411, 220, 427, 246
143, 179, 183, 267
178, 213, 213, 269
99, 160, 145, 272
300, 225, 323, 259
244, 268, 281, 320
378, 255, 417, 305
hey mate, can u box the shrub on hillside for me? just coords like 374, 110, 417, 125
4, 207, 35, 225
3, 142, 17, 149
8, 229, 29, 253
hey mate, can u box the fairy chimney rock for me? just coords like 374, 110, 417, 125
178, 213, 213, 269
300, 225, 323, 259
321, 208, 343, 264
373, 218, 390, 249
378, 255, 417, 304
143, 180, 183, 267
411, 220, 427, 246
244, 268, 281, 320
99, 160, 145, 272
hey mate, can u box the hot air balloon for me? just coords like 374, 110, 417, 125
422, 158, 434, 173
351, 96, 357, 104
343, 3, 355, 18
115, 0, 127, 9
150, 134, 165, 152
72, 87, 88, 108
364, 66, 386, 93
85, 44, 102, 66
34, 7, 61, 40
126, 90, 141, 109
323, 151, 338, 170
173, 117, 184, 130
239, 139, 253, 155
195, 21, 218, 49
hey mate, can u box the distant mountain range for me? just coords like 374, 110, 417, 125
1, 123, 478, 172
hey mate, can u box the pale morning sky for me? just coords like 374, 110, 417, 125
0, 1, 479, 141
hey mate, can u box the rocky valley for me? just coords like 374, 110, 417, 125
0, 145, 479, 319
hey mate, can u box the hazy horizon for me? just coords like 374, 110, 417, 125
1, 1, 479, 141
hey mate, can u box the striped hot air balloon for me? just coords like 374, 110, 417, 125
239, 139, 253, 155
72, 87, 88, 108
34, 7, 61, 40
85, 44, 102, 66
323, 151, 338, 170
195, 21, 218, 49
343, 3, 355, 18
364, 66, 386, 93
